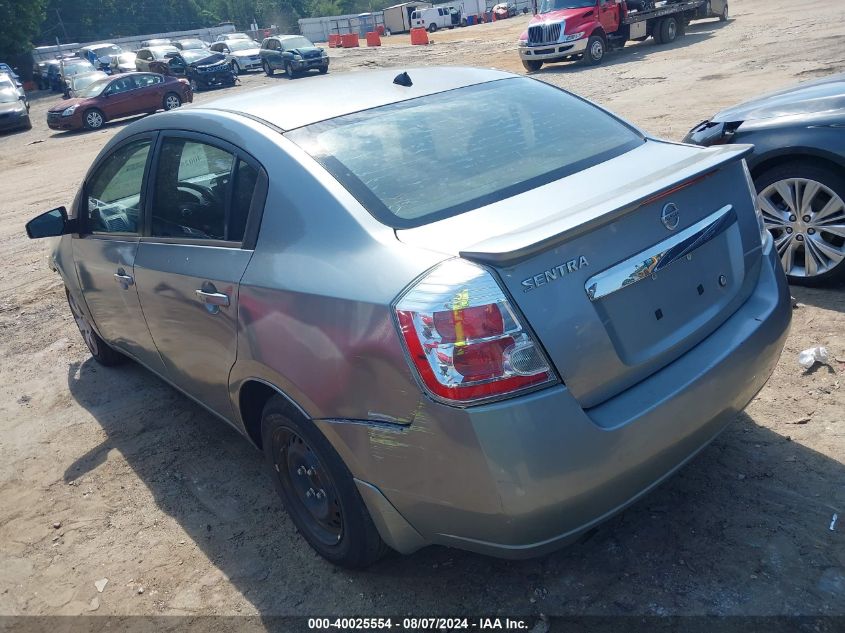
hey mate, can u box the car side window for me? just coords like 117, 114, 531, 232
135, 74, 161, 87
106, 76, 135, 95
86, 139, 151, 234
150, 138, 258, 243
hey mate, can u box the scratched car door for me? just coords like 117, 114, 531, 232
134, 133, 265, 418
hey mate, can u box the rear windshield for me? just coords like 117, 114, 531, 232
287, 78, 643, 228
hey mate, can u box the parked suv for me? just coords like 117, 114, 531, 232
260, 35, 328, 78
27, 68, 790, 568
150, 49, 236, 91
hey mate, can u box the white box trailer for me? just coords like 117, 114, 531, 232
457, 0, 486, 20
383, 1, 432, 33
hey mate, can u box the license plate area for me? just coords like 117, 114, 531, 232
586, 205, 745, 365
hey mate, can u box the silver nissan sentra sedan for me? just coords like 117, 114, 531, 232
26, 67, 791, 568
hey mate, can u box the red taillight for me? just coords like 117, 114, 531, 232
433, 304, 504, 343
394, 259, 556, 406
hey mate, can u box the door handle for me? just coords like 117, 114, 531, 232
113, 269, 134, 287
195, 289, 230, 307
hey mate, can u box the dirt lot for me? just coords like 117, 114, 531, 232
1, 0, 843, 623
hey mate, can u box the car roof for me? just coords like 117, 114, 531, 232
199, 66, 512, 130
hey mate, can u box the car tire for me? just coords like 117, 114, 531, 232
263, 60, 274, 76
22, 118, 32, 130
428, 23, 438, 32
66, 288, 124, 366
83, 108, 105, 130
659, 16, 679, 43
581, 34, 606, 65
319, 66, 329, 74
285, 62, 295, 79
232, 60, 242, 75
522, 59, 542, 72
163, 92, 182, 110
720, 2, 729, 21
755, 161, 845, 285
260, 397, 389, 568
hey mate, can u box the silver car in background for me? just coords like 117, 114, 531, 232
210, 39, 263, 74
26, 68, 790, 568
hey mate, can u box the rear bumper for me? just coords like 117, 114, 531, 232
318, 239, 791, 558
519, 37, 587, 61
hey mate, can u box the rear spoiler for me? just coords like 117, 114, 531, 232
460, 143, 753, 266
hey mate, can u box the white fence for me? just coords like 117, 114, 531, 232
298, 13, 386, 43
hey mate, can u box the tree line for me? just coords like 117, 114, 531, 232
1, 0, 391, 64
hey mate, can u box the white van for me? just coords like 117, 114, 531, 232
410, 6, 462, 32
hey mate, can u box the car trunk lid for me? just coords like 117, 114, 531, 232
396, 141, 763, 408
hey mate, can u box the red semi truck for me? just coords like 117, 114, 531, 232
518, 0, 727, 71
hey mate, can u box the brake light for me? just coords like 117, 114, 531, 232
395, 259, 557, 406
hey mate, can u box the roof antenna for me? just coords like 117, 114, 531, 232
393, 71, 412, 87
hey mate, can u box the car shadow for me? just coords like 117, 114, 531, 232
47, 114, 158, 138
791, 282, 845, 313
532, 19, 728, 75
61, 353, 845, 617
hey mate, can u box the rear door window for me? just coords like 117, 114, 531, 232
150, 137, 258, 243
287, 77, 643, 228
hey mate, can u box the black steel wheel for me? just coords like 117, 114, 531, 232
66, 288, 124, 366
261, 397, 388, 567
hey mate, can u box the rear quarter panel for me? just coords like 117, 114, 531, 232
228, 131, 447, 423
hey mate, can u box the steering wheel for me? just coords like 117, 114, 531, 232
178, 181, 217, 205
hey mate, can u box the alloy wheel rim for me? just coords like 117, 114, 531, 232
67, 293, 99, 356
166, 96, 179, 109
273, 428, 343, 545
87, 112, 102, 128
591, 40, 603, 59
758, 177, 845, 277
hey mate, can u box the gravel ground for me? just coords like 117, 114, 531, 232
0, 0, 843, 623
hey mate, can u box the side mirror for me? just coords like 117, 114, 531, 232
26, 207, 77, 239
